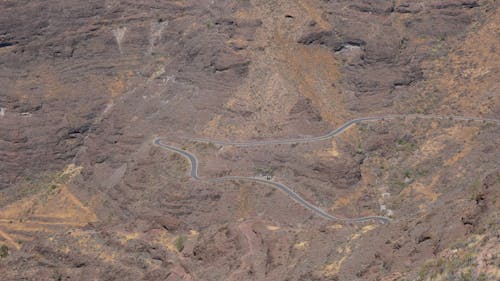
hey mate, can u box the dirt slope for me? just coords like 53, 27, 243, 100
0, 0, 499, 280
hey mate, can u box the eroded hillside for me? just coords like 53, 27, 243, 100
0, 0, 499, 280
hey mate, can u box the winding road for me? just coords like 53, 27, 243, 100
154, 139, 390, 224
191, 114, 500, 146
155, 114, 499, 224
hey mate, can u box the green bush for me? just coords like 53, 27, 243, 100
52, 272, 62, 281
174, 235, 187, 252
0, 245, 8, 258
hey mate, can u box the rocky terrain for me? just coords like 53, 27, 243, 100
0, 0, 499, 280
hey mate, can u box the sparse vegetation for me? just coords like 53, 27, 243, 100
52, 271, 62, 281
460, 270, 472, 281
358, 124, 367, 133
395, 137, 417, 153
386, 166, 418, 194
254, 166, 277, 177
469, 178, 482, 202
477, 273, 488, 281
403, 170, 412, 179
389, 178, 408, 194
356, 142, 364, 153
415, 237, 489, 281
0, 245, 8, 258
174, 235, 187, 252
400, 167, 429, 182
205, 142, 219, 150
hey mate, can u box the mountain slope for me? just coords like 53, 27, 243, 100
0, 0, 499, 280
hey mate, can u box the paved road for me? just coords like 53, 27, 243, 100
154, 138, 390, 224
191, 114, 500, 146
154, 139, 202, 180
155, 114, 499, 224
